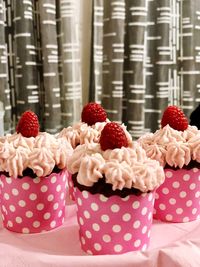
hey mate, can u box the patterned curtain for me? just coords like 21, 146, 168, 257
90, 0, 200, 138
0, 0, 82, 134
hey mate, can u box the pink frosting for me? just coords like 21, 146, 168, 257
67, 143, 102, 174
133, 159, 164, 192
0, 140, 14, 171
28, 147, 55, 177
153, 125, 185, 145
7, 147, 29, 178
188, 134, 200, 162
57, 120, 134, 149
138, 125, 200, 167
121, 124, 133, 146
144, 144, 166, 167
165, 142, 191, 168
34, 132, 56, 148
103, 161, 134, 190
102, 142, 146, 165
0, 132, 73, 178
54, 138, 73, 169
182, 125, 199, 140
57, 126, 80, 148
79, 127, 100, 145
59, 121, 106, 148
5, 133, 35, 150
67, 143, 165, 192
58, 121, 105, 149
77, 154, 105, 187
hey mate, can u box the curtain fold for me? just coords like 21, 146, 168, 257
0, 0, 12, 132
58, 0, 82, 127
38, 0, 61, 132
1, 0, 200, 137
90, 0, 200, 138
0, 0, 82, 134
13, 1, 41, 125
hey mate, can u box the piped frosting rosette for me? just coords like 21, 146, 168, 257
138, 124, 200, 168
68, 142, 164, 194
0, 111, 73, 233
67, 122, 164, 255
0, 132, 73, 178
138, 106, 200, 222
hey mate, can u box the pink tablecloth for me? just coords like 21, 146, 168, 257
0, 201, 200, 267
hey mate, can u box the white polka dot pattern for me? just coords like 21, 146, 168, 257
0, 169, 68, 233
154, 168, 200, 222
75, 188, 155, 255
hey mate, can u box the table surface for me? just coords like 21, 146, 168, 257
0, 198, 200, 267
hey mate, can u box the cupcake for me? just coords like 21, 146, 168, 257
67, 122, 165, 255
138, 106, 200, 223
0, 110, 73, 233
57, 103, 133, 201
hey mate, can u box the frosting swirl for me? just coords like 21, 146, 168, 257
133, 159, 164, 192
165, 142, 191, 168
0, 140, 14, 171
28, 147, 55, 177
0, 132, 73, 178
68, 142, 165, 192
7, 147, 29, 178
138, 124, 200, 168
79, 127, 100, 145
188, 134, 200, 162
144, 144, 166, 167
103, 161, 134, 190
182, 125, 199, 140
57, 126, 80, 149
77, 153, 105, 186
34, 132, 56, 148
102, 143, 146, 165
5, 133, 35, 150
153, 125, 185, 145
57, 120, 133, 150
67, 143, 102, 174
53, 138, 73, 169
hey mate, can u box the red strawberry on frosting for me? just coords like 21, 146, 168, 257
161, 105, 188, 131
100, 122, 128, 151
81, 102, 107, 126
16, 110, 39, 137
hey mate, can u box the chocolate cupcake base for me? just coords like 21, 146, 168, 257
72, 173, 148, 198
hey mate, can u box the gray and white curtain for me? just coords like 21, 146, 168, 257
90, 0, 200, 138
1, 0, 200, 138
0, 0, 82, 134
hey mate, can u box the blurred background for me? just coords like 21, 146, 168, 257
0, 0, 200, 138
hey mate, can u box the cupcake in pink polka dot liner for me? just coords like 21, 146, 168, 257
0, 111, 73, 233
57, 103, 133, 201
67, 122, 165, 255
138, 106, 200, 223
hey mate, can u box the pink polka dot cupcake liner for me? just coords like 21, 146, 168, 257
0, 169, 68, 233
67, 173, 75, 201
74, 187, 155, 255
154, 168, 200, 223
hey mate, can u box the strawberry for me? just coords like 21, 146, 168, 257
16, 110, 39, 137
81, 102, 107, 126
99, 122, 128, 151
161, 106, 188, 131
